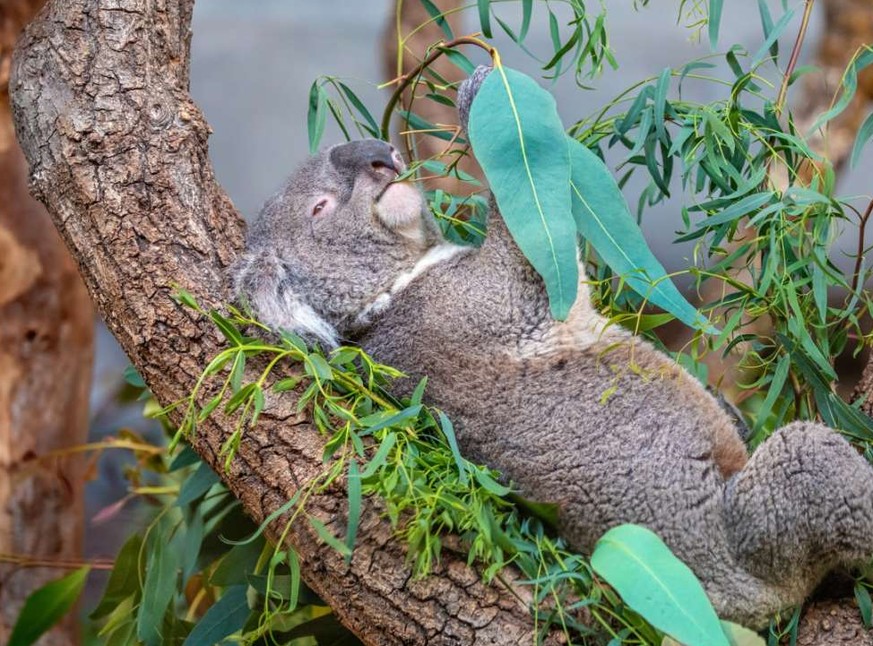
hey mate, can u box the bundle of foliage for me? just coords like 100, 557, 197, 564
9, 0, 873, 644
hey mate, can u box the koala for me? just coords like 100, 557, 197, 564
234, 71, 873, 629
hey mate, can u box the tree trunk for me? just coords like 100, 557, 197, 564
0, 1, 93, 643
9, 2, 541, 644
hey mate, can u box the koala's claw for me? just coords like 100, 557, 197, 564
457, 65, 493, 133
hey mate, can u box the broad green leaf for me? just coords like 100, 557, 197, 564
567, 138, 715, 333
90, 533, 143, 619
9, 566, 90, 646
473, 467, 511, 496
182, 585, 250, 646
850, 109, 873, 168
468, 66, 577, 319
137, 529, 180, 646
592, 524, 728, 646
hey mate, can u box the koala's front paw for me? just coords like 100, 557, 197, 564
457, 65, 493, 133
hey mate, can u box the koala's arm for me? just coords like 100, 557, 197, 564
232, 249, 339, 348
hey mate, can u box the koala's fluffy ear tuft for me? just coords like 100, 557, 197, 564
233, 250, 339, 348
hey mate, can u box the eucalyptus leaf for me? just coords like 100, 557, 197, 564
137, 529, 180, 646
850, 109, 873, 168
468, 66, 578, 319
567, 138, 715, 333
182, 585, 250, 646
90, 533, 143, 619
9, 567, 90, 646
591, 524, 728, 646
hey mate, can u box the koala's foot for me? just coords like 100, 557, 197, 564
721, 422, 873, 624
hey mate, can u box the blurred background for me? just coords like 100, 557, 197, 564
2, 0, 873, 642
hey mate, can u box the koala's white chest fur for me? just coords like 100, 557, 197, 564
353, 243, 471, 328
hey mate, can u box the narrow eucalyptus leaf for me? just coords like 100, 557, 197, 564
419, 0, 453, 39
438, 411, 469, 486
90, 534, 143, 619
309, 517, 352, 557
182, 585, 250, 646
709, 0, 724, 49
345, 460, 362, 560
850, 109, 873, 168
307, 81, 327, 154
137, 530, 179, 646
477, 0, 492, 37
9, 567, 90, 646
567, 138, 715, 333
468, 66, 577, 319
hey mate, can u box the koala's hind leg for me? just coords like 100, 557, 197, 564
723, 422, 873, 618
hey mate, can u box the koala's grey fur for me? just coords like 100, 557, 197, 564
234, 71, 873, 629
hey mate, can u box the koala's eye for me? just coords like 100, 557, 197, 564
312, 199, 329, 216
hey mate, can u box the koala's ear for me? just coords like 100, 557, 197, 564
232, 250, 339, 348
310, 194, 337, 218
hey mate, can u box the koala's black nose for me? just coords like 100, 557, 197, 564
329, 140, 403, 176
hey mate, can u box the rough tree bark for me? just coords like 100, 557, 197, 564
9, 2, 540, 644
0, 1, 93, 643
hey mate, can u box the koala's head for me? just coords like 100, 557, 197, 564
235, 139, 441, 346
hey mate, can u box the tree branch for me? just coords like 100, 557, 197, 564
9, 1, 539, 644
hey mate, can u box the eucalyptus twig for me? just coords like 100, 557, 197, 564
852, 196, 873, 295
380, 35, 499, 140
774, 0, 815, 115
0, 553, 115, 571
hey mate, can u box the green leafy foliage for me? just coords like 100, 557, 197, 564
592, 525, 727, 646
9, 567, 90, 646
567, 137, 715, 333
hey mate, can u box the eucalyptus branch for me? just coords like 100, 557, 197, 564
852, 197, 873, 295
0, 554, 115, 571
774, 0, 815, 115
380, 35, 498, 140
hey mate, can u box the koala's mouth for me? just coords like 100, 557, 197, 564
374, 181, 426, 234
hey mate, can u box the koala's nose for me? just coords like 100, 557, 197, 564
330, 140, 404, 176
